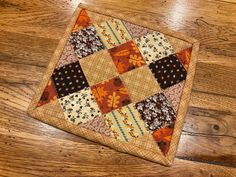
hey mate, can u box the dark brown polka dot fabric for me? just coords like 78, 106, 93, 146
52, 61, 89, 98
149, 54, 187, 89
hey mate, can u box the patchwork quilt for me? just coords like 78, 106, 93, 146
28, 4, 199, 166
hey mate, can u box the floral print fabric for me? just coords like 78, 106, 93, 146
135, 31, 174, 64
72, 9, 91, 32
37, 79, 57, 107
70, 25, 105, 59
59, 87, 101, 124
135, 93, 176, 132
52, 61, 89, 98
104, 104, 148, 142
109, 40, 145, 74
91, 76, 131, 114
95, 19, 132, 49
123, 21, 153, 38
56, 41, 78, 69
80, 116, 111, 136
152, 124, 174, 155
176, 47, 192, 70
149, 54, 187, 89
163, 81, 185, 113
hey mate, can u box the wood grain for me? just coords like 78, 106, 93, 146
0, 0, 236, 176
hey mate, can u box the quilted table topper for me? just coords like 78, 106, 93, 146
28, 4, 199, 166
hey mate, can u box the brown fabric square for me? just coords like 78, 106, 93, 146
149, 54, 187, 89
135, 93, 176, 132
79, 50, 118, 85
120, 66, 161, 103
52, 61, 89, 98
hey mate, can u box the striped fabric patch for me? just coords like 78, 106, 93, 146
95, 19, 132, 49
104, 103, 148, 142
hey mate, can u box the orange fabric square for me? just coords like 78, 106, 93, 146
108, 41, 146, 74
91, 77, 131, 114
37, 79, 57, 107
72, 9, 91, 32
176, 47, 192, 70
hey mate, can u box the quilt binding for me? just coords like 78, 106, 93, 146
27, 3, 200, 166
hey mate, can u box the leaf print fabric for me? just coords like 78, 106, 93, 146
152, 124, 174, 155
149, 54, 187, 89
91, 77, 131, 114
176, 47, 192, 71
104, 104, 148, 142
37, 79, 57, 107
135, 93, 176, 132
72, 9, 91, 32
56, 41, 79, 69
95, 19, 132, 49
70, 25, 105, 59
135, 31, 174, 64
52, 61, 89, 98
80, 116, 111, 136
59, 87, 101, 124
109, 40, 146, 74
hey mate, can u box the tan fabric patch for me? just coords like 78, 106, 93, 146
79, 50, 118, 85
120, 66, 161, 103
35, 99, 65, 120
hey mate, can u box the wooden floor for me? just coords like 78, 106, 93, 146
0, 0, 236, 176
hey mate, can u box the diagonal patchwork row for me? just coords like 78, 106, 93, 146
36, 9, 192, 155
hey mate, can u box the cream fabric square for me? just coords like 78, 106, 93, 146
95, 19, 132, 49
79, 50, 118, 86
135, 31, 174, 64
120, 66, 161, 103
59, 87, 102, 124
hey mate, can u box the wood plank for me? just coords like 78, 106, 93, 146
0, 128, 235, 177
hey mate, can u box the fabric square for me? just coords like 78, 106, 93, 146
79, 50, 118, 85
176, 47, 192, 71
149, 54, 187, 89
37, 78, 57, 107
163, 81, 185, 113
123, 21, 153, 38
104, 104, 148, 142
95, 19, 132, 49
91, 76, 131, 114
52, 61, 89, 98
135, 31, 174, 64
135, 93, 176, 132
152, 124, 174, 156
80, 116, 111, 137
120, 66, 161, 103
108, 40, 146, 74
72, 9, 91, 32
59, 87, 101, 124
69, 25, 105, 59
56, 41, 78, 69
